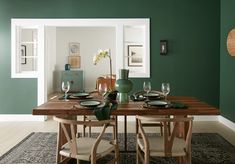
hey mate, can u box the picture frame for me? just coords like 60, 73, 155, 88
21, 45, 27, 64
68, 56, 81, 68
127, 45, 143, 67
69, 42, 80, 55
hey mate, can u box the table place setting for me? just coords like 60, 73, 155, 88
131, 81, 188, 109
143, 100, 188, 109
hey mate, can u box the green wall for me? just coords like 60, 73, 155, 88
0, 0, 220, 114
220, 0, 235, 122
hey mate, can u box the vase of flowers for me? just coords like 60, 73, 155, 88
93, 49, 113, 90
93, 49, 117, 120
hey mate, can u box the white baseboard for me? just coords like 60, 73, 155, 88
192, 115, 218, 121
0, 115, 220, 122
218, 116, 235, 132
0, 115, 234, 132
0, 115, 45, 121
117, 115, 219, 122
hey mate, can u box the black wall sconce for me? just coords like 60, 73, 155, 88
160, 40, 168, 55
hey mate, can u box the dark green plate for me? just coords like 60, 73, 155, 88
72, 93, 89, 97
80, 100, 101, 107
147, 100, 168, 106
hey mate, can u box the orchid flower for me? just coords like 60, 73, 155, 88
93, 49, 113, 91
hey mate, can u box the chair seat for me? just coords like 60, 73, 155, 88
60, 138, 116, 161
85, 115, 97, 120
137, 136, 186, 156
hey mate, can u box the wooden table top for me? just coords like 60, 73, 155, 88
32, 94, 220, 116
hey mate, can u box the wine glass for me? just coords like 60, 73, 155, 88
98, 82, 107, 96
143, 81, 151, 101
62, 81, 70, 101
161, 83, 170, 100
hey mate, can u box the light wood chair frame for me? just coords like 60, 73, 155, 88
136, 116, 193, 164
83, 75, 117, 138
54, 116, 119, 164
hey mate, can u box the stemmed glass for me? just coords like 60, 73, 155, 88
143, 81, 151, 101
62, 81, 70, 101
161, 83, 170, 101
98, 83, 107, 96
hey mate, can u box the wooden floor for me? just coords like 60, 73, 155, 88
0, 117, 235, 156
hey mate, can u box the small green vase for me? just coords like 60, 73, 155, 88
115, 69, 133, 103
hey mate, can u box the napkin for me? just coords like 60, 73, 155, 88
171, 101, 188, 109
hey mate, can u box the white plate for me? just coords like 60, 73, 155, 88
147, 100, 168, 106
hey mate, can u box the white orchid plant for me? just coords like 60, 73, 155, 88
93, 49, 113, 91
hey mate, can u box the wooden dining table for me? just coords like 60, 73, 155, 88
33, 93, 220, 154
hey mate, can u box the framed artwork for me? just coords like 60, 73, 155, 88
68, 56, 81, 68
127, 45, 143, 67
21, 45, 27, 64
69, 42, 80, 55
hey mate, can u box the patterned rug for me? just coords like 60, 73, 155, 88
0, 132, 235, 164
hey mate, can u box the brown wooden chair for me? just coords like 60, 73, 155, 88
96, 75, 116, 92
83, 75, 117, 138
54, 116, 119, 164
134, 90, 170, 136
136, 115, 171, 136
136, 116, 193, 164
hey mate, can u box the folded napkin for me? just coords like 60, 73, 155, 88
170, 101, 188, 109
143, 101, 188, 109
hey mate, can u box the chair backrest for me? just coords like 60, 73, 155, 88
53, 116, 114, 158
96, 75, 116, 91
137, 116, 193, 156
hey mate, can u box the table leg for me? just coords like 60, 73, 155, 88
124, 115, 127, 151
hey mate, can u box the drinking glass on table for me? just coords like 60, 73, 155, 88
98, 82, 108, 96
61, 81, 70, 101
143, 81, 151, 101
161, 82, 170, 100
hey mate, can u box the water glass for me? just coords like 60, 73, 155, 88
161, 83, 170, 100
62, 81, 70, 101
98, 83, 108, 96
143, 81, 151, 101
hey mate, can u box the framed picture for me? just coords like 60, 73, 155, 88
69, 42, 80, 55
21, 45, 27, 64
127, 45, 143, 67
68, 56, 81, 68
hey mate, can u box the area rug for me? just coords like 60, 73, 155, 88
0, 132, 235, 164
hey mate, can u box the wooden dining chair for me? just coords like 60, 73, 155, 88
136, 116, 193, 164
133, 90, 170, 136
136, 115, 171, 136
54, 116, 119, 164
83, 75, 117, 138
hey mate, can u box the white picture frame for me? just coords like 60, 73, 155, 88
69, 42, 80, 55
127, 45, 143, 67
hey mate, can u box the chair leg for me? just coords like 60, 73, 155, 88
115, 144, 120, 164
88, 125, 91, 137
136, 144, 140, 164
144, 151, 149, 164
83, 116, 86, 137
56, 123, 62, 164
160, 125, 163, 136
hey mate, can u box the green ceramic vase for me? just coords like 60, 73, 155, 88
115, 69, 133, 103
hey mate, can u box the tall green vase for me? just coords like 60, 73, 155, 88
115, 69, 133, 103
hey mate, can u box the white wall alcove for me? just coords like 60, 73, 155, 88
11, 18, 150, 107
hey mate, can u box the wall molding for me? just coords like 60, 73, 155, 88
0, 115, 45, 121
218, 116, 235, 132
0, 115, 234, 132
